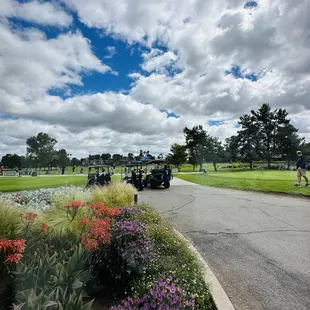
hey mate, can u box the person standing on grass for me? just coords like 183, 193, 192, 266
295, 151, 309, 187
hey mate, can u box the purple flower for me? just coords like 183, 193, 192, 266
109, 279, 195, 310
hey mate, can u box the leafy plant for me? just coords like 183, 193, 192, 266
12, 244, 94, 310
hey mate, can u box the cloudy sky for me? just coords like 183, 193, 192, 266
1, 0, 310, 158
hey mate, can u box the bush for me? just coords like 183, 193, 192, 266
115, 207, 142, 221
96, 218, 152, 295
91, 183, 136, 208
12, 245, 94, 310
0, 199, 26, 239
110, 278, 195, 310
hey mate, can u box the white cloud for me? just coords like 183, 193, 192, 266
0, 0, 72, 27
1, 0, 310, 158
104, 46, 116, 58
141, 49, 178, 73
0, 22, 112, 103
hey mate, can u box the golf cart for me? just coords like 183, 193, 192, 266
85, 165, 112, 188
120, 160, 143, 184
143, 160, 171, 189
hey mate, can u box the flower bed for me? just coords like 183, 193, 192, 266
0, 184, 216, 309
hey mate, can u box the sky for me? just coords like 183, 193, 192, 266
1, 0, 310, 158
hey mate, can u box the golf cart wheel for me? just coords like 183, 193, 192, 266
164, 181, 170, 188
151, 180, 157, 189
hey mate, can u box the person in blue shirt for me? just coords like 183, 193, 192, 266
295, 150, 309, 187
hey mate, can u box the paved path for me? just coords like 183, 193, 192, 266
138, 178, 310, 310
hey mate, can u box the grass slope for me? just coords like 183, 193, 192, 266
0, 175, 121, 192
177, 170, 310, 197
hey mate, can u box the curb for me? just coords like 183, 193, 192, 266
173, 228, 235, 310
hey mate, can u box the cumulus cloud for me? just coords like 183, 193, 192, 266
0, 22, 112, 103
0, 0, 72, 27
1, 0, 310, 158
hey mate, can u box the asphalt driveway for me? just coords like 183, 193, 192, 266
139, 178, 310, 310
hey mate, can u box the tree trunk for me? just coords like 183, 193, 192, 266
213, 162, 217, 171
249, 160, 253, 170
267, 159, 271, 169
287, 159, 291, 170
199, 162, 203, 171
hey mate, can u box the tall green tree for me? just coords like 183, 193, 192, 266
237, 114, 259, 169
251, 104, 290, 168
206, 137, 225, 171
277, 123, 303, 169
183, 125, 209, 171
1, 153, 22, 169
101, 153, 111, 161
56, 149, 70, 167
70, 157, 81, 166
26, 132, 57, 167
166, 144, 187, 168
112, 154, 123, 163
224, 136, 239, 162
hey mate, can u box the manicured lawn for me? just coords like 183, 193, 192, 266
0, 175, 121, 192
177, 170, 310, 197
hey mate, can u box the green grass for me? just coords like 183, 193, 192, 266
0, 175, 121, 192
177, 170, 310, 197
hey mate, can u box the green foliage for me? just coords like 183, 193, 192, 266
12, 244, 93, 310
166, 143, 187, 167
90, 183, 136, 207
0, 200, 25, 239
1, 153, 22, 169
26, 132, 58, 167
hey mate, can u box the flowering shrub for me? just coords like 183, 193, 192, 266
90, 202, 121, 217
98, 219, 152, 289
0, 186, 90, 211
112, 220, 152, 271
116, 207, 142, 221
110, 278, 195, 310
0, 239, 26, 264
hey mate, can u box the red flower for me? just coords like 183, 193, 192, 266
5, 253, 23, 264
81, 233, 98, 251
25, 212, 38, 222
80, 217, 89, 226
0, 239, 25, 254
40, 223, 49, 233
64, 200, 86, 209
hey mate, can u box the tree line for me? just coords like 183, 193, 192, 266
167, 103, 310, 170
0, 132, 158, 169
1, 103, 309, 170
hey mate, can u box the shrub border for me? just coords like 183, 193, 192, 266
173, 228, 235, 310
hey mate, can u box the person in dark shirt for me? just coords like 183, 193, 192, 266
295, 151, 309, 187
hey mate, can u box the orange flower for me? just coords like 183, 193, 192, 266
5, 253, 23, 264
81, 233, 98, 251
64, 200, 86, 209
80, 217, 89, 226
40, 223, 49, 233
90, 218, 111, 244
25, 212, 38, 222
89, 202, 121, 217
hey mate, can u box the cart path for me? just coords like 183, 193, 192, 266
138, 178, 310, 310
